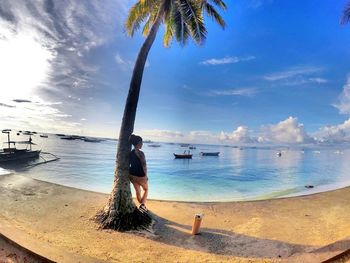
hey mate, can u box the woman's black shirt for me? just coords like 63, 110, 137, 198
129, 149, 145, 177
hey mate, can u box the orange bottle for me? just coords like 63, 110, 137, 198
191, 214, 204, 235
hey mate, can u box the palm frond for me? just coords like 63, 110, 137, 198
163, 0, 173, 20
204, 2, 225, 28
172, 6, 190, 45
142, 10, 157, 36
125, 0, 157, 36
208, 0, 227, 11
341, 2, 350, 24
177, 0, 207, 45
163, 22, 174, 47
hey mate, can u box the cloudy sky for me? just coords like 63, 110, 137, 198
1, 0, 350, 145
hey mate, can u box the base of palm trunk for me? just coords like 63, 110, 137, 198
96, 207, 152, 231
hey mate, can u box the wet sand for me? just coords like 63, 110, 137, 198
1, 173, 350, 262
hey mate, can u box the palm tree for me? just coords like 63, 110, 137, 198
341, 1, 350, 24
96, 0, 227, 231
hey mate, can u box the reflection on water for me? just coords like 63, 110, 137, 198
1, 134, 350, 201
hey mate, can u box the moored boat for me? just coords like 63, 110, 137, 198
84, 138, 103, 143
174, 153, 192, 159
60, 136, 76, 140
40, 134, 48, 138
0, 129, 40, 163
200, 152, 220, 156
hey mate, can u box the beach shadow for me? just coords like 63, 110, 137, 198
147, 213, 316, 260
312, 238, 350, 254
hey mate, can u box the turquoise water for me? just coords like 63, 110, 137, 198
1, 135, 350, 201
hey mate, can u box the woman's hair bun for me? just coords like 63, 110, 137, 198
129, 134, 142, 146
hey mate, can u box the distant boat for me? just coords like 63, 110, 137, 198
189, 146, 196, 150
174, 153, 192, 159
0, 129, 40, 163
180, 144, 190, 147
143, 140, 153, 143
148, 144, 161, 147
56, 134, 65, 136
200, 152, 220, 156
84, 138, 103, 143
60, 136, 77, 140
40, 135, 48, 138
277, 151, 282, 157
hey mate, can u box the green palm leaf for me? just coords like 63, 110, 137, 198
126, 0, 158, 36
341, 2, 350, 24
125, 0, 226, 46
177, 0, 207, 44
203, 2, 225, 28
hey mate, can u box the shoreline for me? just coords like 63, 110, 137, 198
1, 173, 350, 262
3, 168, 350, 203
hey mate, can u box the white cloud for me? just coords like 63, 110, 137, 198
211, 88, 257, 97
134, 118, 350, 145
0, 96, 82, 134
250, 0, 274, 8
334, 75, 350, 114
115, 52, 149, 70
220, 126, 255, 143
264, 66, 323, 82
309, 78, 327, 84
259, 117, 312, 144
188, 131, 220, 143
140, 129, 184, 139
0, 0, 128, 133
313, 118, 350, 143
200, 56, 255, 66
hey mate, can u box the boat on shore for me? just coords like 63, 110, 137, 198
40, 135, 48, 138
200, 152, 220, 156
0, 129, 40, 163
174, 153, 192, 159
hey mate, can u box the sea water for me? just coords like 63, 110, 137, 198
1, 134, 350, 202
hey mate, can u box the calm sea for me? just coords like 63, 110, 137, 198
1, 134, 350, 202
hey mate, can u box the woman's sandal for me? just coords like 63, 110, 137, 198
139, 203, 148, 212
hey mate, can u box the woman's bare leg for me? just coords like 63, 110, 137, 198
140, 181, 148, 205
132, 183, 142, 204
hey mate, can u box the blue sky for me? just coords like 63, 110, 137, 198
1, 0, 350, 144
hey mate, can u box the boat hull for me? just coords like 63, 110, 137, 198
0, 150, 41, 163
200, 152, 220, 156
174, 154, 192, 159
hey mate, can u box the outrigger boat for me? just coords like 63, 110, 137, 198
174, 153, 192, 159
200, 152, 220, 156
0, 129, 40, 163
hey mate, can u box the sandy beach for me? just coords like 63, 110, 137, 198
1, 173, 350, 262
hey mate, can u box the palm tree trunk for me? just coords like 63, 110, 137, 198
96, 11, 163, 231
